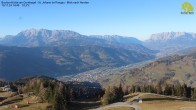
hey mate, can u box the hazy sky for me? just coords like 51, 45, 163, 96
0, 0, 196, 40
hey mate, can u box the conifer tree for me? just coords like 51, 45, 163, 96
156, 81, 162, 94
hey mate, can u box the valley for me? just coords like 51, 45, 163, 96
96, 52, 196, 87
1, 29, 196, 109
1, 0, 196, 109
0, 29, 155, 81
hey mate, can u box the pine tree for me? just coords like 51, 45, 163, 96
135, 85, 141, 92
164, 83, 172, 95
143, 85, 147, 93
156, 81, 162, 94
53, 83, 68, 110
182, 84, 187, 97
131, 85, 136, 93
123, 86, 129, 95
174, 83, 182, 96
191, 88, 196, 99
117, 84, 124, 101
186, 86, 192, 98
102, 85, 124, 105
102, 87, 112, 105
171, 85, 175, 96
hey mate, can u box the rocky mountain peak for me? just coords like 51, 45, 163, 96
148, 32, 196, 42
17, 29, 81, 38
149, 32, 185, 41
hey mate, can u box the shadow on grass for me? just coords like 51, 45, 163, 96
69, 100, 101, 110
1, 97, 23, 106
18, 104, 29, 108
0, 97, 6, 101
143, 97, 196, 102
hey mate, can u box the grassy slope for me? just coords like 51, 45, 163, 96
98, 55, 196, 87
0, 92, 50, 110
136, 93, 196, 110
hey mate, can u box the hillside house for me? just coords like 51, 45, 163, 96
2, 85, 12, 92
132, 97, 142, 103
139, 97, 142, 103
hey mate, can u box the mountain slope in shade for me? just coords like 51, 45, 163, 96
0, 45, 155, 81
145, 32, 196, 56
91, 35, 143, 45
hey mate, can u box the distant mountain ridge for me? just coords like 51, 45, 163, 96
145, 32, 196, 56
2, 30, 196, 51
148, 32, 196, 41
0, 29, 155, 57
0, 29, 85, 47
0, 29, 143, 47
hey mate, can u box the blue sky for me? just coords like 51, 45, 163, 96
0, 0, 196, 40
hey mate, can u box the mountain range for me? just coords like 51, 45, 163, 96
145, 32, 196, 56
2, 29, 195, 54
0, 29, 155, 81
1, 29, 196, 85
0, 29, 143, 47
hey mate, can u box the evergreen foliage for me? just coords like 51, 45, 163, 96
102, 84, 124, 105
